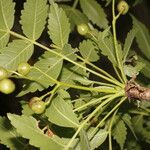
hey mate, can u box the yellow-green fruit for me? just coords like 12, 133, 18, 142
0, 79, 15, 94
117, 1, 129, 15
29, 97, 41, 108
0, 67, 8, 80
17, 62, 30, 75
30, 101, 46, 114
77, 23, 89, 35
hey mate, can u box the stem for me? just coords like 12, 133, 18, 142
10, 64, 117, 94
77, 55, 119, 83
113, 65, 124, 83
34, 65, 118, 93
73, 0, 79, 8
140, 106, 150, 114
73, 94, 112, 112
7, 30, 124, 87
45, 84, 60, 105
108, 109, 118, 150
91, 96, 126, 135
112, 0, 127, 83
60, 82, 117, 93
40, 84, 60, 100
129, 110, 150, 116
64, 91, 124, 150
91, 80, 116, 87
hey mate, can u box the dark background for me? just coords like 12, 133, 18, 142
0, 0, 150, 149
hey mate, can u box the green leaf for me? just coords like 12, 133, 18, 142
132, 115, 150, 143
79, 129, 91, 150
74, 77, 93, 86
48, 2, 70, 49
74, 127, 108, 150
59, 63, 88, 86
62, 5, 89, 29
112, 117, 127, 150
8, 114, 66, 150
123, 27, 138, 62
89, 128, 108, 150
138, 56, 150, 78
125, 139, 141, 150
26, 50, 63, 92
79, 0, 108, 29
97, 28, 117, 65
0, 0, 15, 48
45, 95, 79, 128
0, 40, 33, 71
18, 46, 76, 96
122, 114, 137, 139
132, 15, 150, 60
124, 61, 145, 77
21, 101, 34, 116
0, 116, 27, 149
20, 0, 48, 40
62, 43, 77, 61
79, 40, 99, 62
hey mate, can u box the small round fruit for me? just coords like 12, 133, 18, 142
0, 78, 15, 94
29, 97, 41, 108
77, 23, 89, 35
117, 1, 129, 15
17, 62, 30, 75
30, 101, 46, 114
0, 67, 8, 80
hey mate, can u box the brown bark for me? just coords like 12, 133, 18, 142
125, 77, 150, 101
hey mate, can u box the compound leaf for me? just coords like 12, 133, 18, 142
97, 28, 117, 65
112, 118, 127, 150
59, 63, 88, 86
132, 15, 150, 60
79, 0, 108, 29
123, 27, 138, 62
79, 40, 99, 62
8, 114, 65, 150
122, 114, 137, 139
0, 0, 15, 48
25, 50, 63, 92
79, 129, 91, 150
138, 56, 150, 78
89, 128, 108, 150
0, 40, 33, 71
124, 61, 145, 77
132, 115, 150, 143
20, 0, 48, 40
45, 95, 79, 128
62, 5, 89, 29
0, 116, 27, 149
75, 128, 108, 150
48, 2, 70, 49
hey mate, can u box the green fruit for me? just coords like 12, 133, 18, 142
77, 23, 89, 35
0, 67, 8, 80
0, 79, 15, 94
17, 62, 31, 75
30, 101, 46, 114
117, 1, 129, 15
29, 97, 41, 108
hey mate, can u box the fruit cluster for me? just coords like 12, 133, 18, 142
0, 67, 15, 94
0, 62, 30, 94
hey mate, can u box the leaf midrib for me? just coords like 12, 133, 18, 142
3, 43, 32, 68
52, 99, 79, 127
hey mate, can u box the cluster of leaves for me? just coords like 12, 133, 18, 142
0, 0, 149, 149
